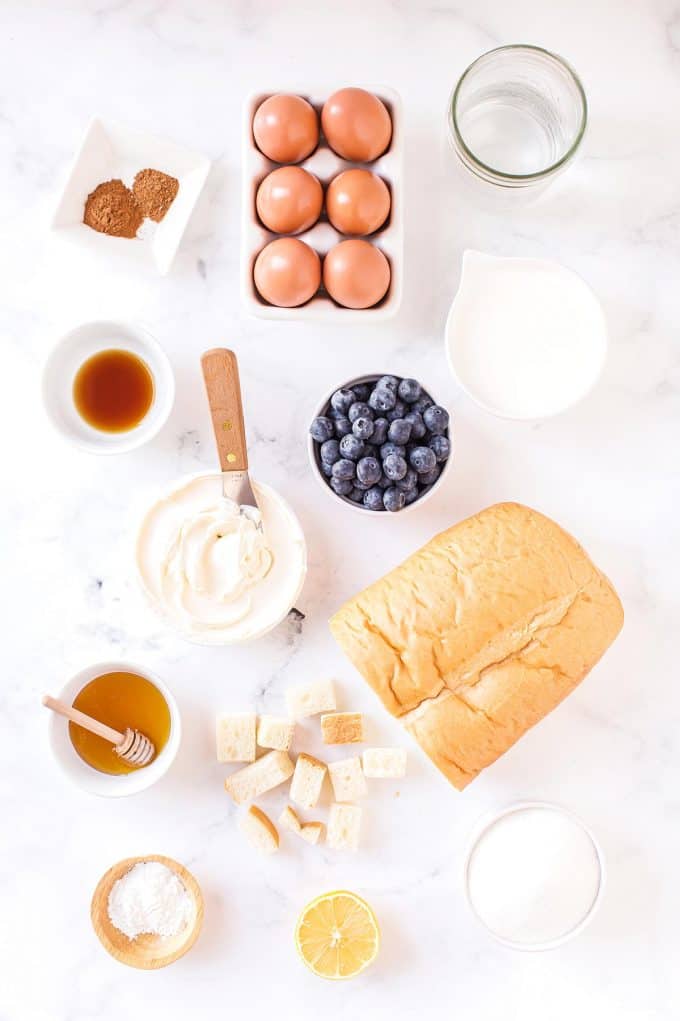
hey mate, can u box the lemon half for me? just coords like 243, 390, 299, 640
295, 890, 380, 980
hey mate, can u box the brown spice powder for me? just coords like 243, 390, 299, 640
132, 169, 179, 222
83, 179, 144, 238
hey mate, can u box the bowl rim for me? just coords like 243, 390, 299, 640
41, 318, 176, 455
462, 799, 606, 951
307, 373, 453, 515
134, 471, 308, 646
46, 660, 181, 798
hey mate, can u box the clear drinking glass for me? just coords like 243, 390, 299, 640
448, 45, 587, 192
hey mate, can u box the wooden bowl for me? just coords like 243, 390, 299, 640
91, 854, 204, 969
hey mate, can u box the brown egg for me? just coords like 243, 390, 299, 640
323, 240, 390, 309
326, 170, 391, 236
253, 94, 319, 163
254, 238, 321, 307
321, 88, 392, 162
256, 166, 323, 235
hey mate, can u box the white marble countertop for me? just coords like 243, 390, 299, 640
1, 1, 678, 1018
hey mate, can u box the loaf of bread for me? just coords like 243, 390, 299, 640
330, 503, 623, 790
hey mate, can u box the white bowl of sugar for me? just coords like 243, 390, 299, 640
463, 800, 606, 951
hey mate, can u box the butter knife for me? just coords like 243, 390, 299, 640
201, 347, 263, 530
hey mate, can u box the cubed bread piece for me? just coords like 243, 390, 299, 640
239, 805, 279, 855
278, 805, 324, 845
257, 715, 295, 752
286, 679, 337, 719
328, 756, 368, 802
289, 753, 326, 809
279, 804, 302, 835
330, 502, 624, 790
216, 712, 257, 763
300, 822, 324, 845
327, 803, 362, 851
224, 750, 294, 804
362, 747, 407, 779
321, 711, 364, 745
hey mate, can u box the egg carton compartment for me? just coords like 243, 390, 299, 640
241, 87, 403, 322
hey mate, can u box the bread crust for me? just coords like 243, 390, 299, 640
330, 503, 623, 789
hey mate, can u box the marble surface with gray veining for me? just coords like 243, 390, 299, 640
1, 1, 678, 1018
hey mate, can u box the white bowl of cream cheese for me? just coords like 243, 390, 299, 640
136, 473, 307, 645
446, 250, 608, 420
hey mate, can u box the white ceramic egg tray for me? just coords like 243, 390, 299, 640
241, 86, 403, 322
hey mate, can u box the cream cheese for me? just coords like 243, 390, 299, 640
136, 474, 306, 644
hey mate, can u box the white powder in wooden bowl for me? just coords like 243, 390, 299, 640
107, 861, 194, 939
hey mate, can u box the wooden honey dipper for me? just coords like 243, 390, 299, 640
42, 695, 156, 767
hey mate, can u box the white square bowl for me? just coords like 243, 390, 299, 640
51, 118, 211, 275
241, 86, 404, 321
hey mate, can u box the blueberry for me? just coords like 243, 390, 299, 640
404, 487, 420, 505
398, 378, 422, 404
331, 477, 354, 496
423, 405, 449, 435
352, 382, 371, 402
383, 486, 406, 512
386, 400, 407, 422
370, 418, 389, 445
320, 461, 333, 477
352, 416, 375, 441
363, 486, 385, 511
352, 478, 373, 491
330, 388, 355, 415
429, 434, 450, 462
380, 441, 406, 460
339, 434, 365, 461
310, 416, 334, 443
383, 452, 408, 481
412, 394, 433, 414
369, 387, 396, 412
376, 375, 399, 392
333, 416, 352, 438
404, 410, 426, 440
348, 401, 372, 423
377, 473, 392, 489
419, 464, 441, 487
332, 458, 356, 481
348, 486, 365, 502
327, 407, 344, 419
409, 446, 437, 473
320, 439, 340, 464
396, 467, 418, 492
357, 456, 382, 485
388, 418, 412, 445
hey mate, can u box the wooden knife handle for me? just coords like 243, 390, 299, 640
201, 349, 248, 473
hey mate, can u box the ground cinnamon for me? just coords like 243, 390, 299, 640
133, 169, 179, 222
83, 179, 144, 238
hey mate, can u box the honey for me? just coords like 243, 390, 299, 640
73, 348, 154, 433
69, 671, 171, 775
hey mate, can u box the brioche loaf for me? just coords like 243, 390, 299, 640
330, 503, 623, 790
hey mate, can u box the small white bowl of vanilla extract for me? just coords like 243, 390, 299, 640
47, 662, 181, 797
42, 320, 175, 454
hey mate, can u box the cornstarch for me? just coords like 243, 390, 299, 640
107, 861, 194, 939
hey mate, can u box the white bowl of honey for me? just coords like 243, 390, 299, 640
42, 320, 175, 454
47, 662, 181, 797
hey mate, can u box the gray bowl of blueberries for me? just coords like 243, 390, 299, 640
308, 373, 451, 513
